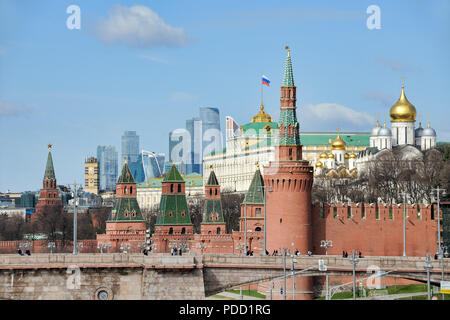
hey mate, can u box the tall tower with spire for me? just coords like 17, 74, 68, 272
35, 145, 63, 219
263, 47, 314, 299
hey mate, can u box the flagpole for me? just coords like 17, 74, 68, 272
261, 73, 263, 107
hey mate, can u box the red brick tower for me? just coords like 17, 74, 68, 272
264, 47, 314, 299
35, 144, 63, 220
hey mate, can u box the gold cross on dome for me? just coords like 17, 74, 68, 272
401, 76, 406, 88
48, 144, 52, 151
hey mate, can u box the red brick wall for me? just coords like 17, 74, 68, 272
312, 203, 438, 257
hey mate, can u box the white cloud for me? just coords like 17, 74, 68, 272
95, 5, 193, 48
299, 103, 375, 131
138, 54, 168, 64
376, 56, 423, 73
0, 101, 32, 117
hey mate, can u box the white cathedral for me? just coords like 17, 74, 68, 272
355, 83, 437, 173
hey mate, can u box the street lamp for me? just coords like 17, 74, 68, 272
69, 182, 81, 256
290, 252, 298, 300
431, 186, 447, 300
321, 240, 333, 300
48, 242, 56, 254
257, 185, 272, 256
399, 192, 408, 257
244, 191, 253, 256
348, 250, 359, 300
424, 253, 433, 300
281, 247, 289, 300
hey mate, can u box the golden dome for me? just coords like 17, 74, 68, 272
349, 152, 357, 159
315, 160, 323, 168
319, 151, 328, 159
344, 153, 349, 159
331, 133, 346, 150
327, 153, 335, 159
251, 105, 273, 123
389, 85, 417, 122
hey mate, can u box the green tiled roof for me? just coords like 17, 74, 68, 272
202, 199, 224, 223
206, 169, 219, 186
282, 51, 295, 87
156, 194, 192, 225
117, 161, 136, 184
44, 151, 56, 180
163, 164, 184, 182
241, 122, 278, 135
108, 197, 145, 222
243, 168, 265, 204
300, 133, 370, 147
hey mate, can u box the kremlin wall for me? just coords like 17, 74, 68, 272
0, 48, 442, 299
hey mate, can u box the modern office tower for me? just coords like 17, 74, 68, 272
200, 107, 222, 159
185, 117, 203, 175
168, 128, 189, 175
97, 145, 118, 191
141, 151, 165, 180
121, 131, 140, 164
84, 157, 100, 195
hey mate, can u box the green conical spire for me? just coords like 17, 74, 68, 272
44, 144, 56, 180
282, 46, 295, 87
243, 164, 265, 204
117, 158, 136, 184
163, 163, 184, 182
206, 166, 219, 186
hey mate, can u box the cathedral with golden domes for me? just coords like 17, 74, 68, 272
355, 82, 437, 173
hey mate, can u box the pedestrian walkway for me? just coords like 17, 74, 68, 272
339, 292, 428, 300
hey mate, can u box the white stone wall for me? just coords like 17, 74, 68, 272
391, 121, 415, 146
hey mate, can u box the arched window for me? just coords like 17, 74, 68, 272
124, 186, 127, 194
130, 186, 133, 194
217, 227, 221, 235
255, 227, 262, 232
178, 184, 181, 193
170, 184, 174, 193
215, 189, 218, 196
181, 227, 186, 235
209, 188, 212, 196
169, 227, 173, 235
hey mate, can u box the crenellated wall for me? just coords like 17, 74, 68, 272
311, 203, 439, 257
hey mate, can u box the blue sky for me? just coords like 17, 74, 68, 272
1, 0, 449, 192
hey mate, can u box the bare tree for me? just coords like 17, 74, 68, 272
221, 189, 243, 234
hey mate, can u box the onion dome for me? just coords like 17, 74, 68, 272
390, 84, 417, 122
319, 150, 328, 159
315, 160, 324, 168
327, 153, 335, 159
415, 121, 424, 137
349, 152, 357, 159
371, 120, 381, 136
344, 153, 349, 159
331, 133, 346, 150
422, 121, 436, 137
251, 105, 273, 123
377, 120, 392, 136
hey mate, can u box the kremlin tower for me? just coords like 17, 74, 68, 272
35, 145, 63, 220
263, 47, 314, 299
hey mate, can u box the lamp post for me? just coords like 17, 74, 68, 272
321, 240, 333, 300
349, 250, 359, 300
48, 242, 55, 254
257, 185, 272, 256
399, 192, 407, 257
281, 247, 288, 300
69, 182, 81, 256
424, 253, 433, 300
244, 192, 252, 256
431, 187, 447, 300
291, 252, 297, 300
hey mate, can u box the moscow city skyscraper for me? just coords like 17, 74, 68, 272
97, 145, 118, 191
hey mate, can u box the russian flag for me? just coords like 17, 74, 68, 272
262, 75, 270, 86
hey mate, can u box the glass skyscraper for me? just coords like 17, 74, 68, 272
185, 117, 203, 175
97, 145, 118, 191
200, 107, 222, 167
121, 131, 140, 164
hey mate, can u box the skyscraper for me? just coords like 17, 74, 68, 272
185, 117, 203, 175
84, 157, 99, 195
168, 128, 189, 175
200, 107, 222, 160
97, 146, 118, 191
121, 131, 140, 164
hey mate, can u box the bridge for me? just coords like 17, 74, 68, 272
0, 253, 448, 300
